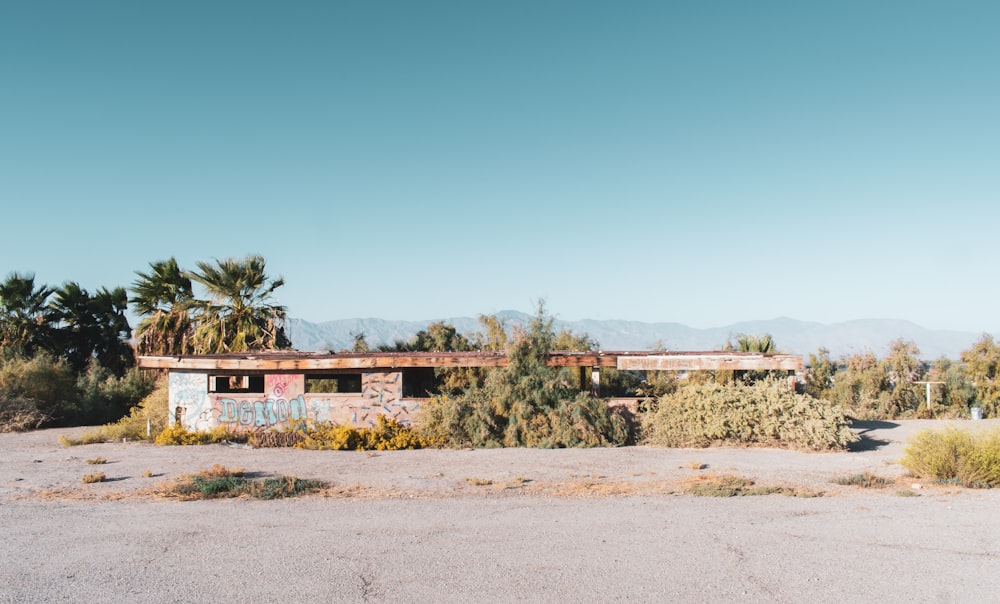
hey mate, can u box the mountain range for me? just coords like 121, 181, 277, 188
287, 312, 983, 361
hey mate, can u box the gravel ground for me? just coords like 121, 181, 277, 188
2, 420, 1000, 602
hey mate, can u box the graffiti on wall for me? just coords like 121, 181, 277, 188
305, 395, 419, 427
175, 370, 415, 431
169, 373, 207, 427
266, 373, 303, 400
215, 395, 308, 428
362, 372, 401, 406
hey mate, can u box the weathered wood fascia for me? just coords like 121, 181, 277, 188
616, 354, 803, 371
138, 351, 802, 372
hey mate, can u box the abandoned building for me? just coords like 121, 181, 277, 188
137, 350, 804, 433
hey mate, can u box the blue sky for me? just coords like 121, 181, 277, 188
2, 1, 998, 333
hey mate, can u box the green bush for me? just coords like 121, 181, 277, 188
0, 354, 155, 430
416, 306, 629, 449
69, 363, 156, 426
163, 465, 325, 500
641, 378, 857, 451
901, 428, 1000, 488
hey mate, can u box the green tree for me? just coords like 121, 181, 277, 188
130, 258, 195, 356
381, 322, 472, 353
926, 357, 975, 415
188, 255, 290, 353
961, 334, 1000, 417
380, 322, 476, 394
0, 272, 54, 358
471, 313, 508, 352
413, 322, 472, 352
804, 347, 836, 399
882, 338, 923, 416
828, 351, 891, 419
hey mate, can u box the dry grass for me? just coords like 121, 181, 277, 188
81, 472, 106, 484
85, 457, 108, 465
832, 472, 895, 488
682, 473, 822, 498
59, 432, 107, 447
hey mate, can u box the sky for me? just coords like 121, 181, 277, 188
2, 1, 998, 333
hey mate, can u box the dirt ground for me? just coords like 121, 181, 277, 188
1, 419, 997, 501
2, 420, 1000, 602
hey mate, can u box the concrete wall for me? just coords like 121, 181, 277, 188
168, 370, 420, 432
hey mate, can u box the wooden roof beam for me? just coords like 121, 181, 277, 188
617, 354, 803, 371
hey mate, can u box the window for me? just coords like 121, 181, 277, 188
305, 373, 362, 394
402, 368, 437, 398
209, 374, 264, 394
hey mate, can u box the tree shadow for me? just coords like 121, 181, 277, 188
847, 420, 899, 452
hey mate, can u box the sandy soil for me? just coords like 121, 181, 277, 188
2, 420, 999, 602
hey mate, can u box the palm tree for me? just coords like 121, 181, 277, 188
48, 281, 93, 371
49, 283, 134, 374
736, 333, 776, 353
130, 258, 195, 356
188, 255, 290, 353
729, 333, 777, 385
88, 286, 135, 376
0, 272, 53, 357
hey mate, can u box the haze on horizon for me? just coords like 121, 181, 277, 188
2, 2, 997, 335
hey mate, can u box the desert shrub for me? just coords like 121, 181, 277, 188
163, 465, 325, 500
297, 416, 430, 450
901, 428, 1000, 488
642, 377, 857, 451
81, 472, 106, 484
683, 473, 813, 497
297, 423, 364, 450
154, 424, 246, 446
65, 378, 170, 444
417, 306, 628, 448
832, 472, 894, 488
0, 394, 50, 432
0, 354, 76, 429
416, 394, 472, 446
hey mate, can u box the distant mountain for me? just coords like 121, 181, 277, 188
287, 313, 981, 361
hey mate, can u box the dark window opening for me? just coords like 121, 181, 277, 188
402, 368, 437, 398
209, 374, 265, 394
305, 373, 362, 394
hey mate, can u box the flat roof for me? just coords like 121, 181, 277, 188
137, 350, 803, 372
